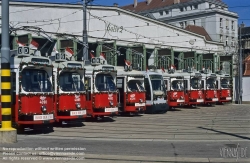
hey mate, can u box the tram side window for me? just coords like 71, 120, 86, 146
11, 72, 16, 104
144, 78, 151, 100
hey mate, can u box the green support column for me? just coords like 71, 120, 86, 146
13, 36, 18, 49
194, 52, 198, 70
171, 48, 174, 65
154, 48, 158, 68
27, 33, 32, 46
73, 40, 77, 58
197, 53, 203, 70
143, 45, 146, 71
214, 53, 218, 72
113, 41, 117, 66
178, 52, 184, 70
96, 44, 102, 57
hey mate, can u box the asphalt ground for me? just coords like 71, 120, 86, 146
0, 103, 250, 163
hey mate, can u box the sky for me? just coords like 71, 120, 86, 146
13, 0, 250, 26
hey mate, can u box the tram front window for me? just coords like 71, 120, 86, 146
21, 69, 52, 92
221, 78, 229, 88
206, 78, 216, 89
190, 78, 201, 89
171, 80, 184, 90
59, 72, 84, 92
150, 75, 165, 91
127, 80, 145, 92
95, 74, 116, 91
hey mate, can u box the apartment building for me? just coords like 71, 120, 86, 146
122, 0, 238, 56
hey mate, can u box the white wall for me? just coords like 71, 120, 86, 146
233, 77, 250, 103
0, 2, 223, 54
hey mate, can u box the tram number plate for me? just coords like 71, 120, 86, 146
105, 108, 118, 112
135, 103, 145, 107
197, 99, 204, 102
177, 99, 185, 102
226, 97, 232, 100
33, 114, 54, 121
70, 110, 86, 116
212, 98, 218, 101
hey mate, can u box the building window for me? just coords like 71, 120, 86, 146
193, 20, 196, 25
231, 37, 235, 46
225, 36, 228, 46
184, 21, 187, 28
159, 11, 163, 16
220, 35, 223, 42
220, 18, 223, 28
190, 5, 193, 10
180, 7, 183, 12
194, 4, 198, 10
231, 20, 234, 30
209, 4, 212, 8
226, 19, 229, 29
179, 22, 184, 28
165, 10, 169, 15
184, 6, 187, 11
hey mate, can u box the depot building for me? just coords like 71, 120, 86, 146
1, 1, 228, 73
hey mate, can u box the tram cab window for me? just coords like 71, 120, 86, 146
59, 72, 84, 92
221, 78, 229, 88
127, 80, 144, 92
95, 74, 116, 91
206, 78, 216, 89
21, 69, 52, 92
171, 80, 184, 90
190, 78, 200, 89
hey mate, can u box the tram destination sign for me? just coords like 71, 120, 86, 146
68, 63, 82, 68
31, 58, 50, 64
102, 66, 114, 71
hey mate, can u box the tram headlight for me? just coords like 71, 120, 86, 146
109, 101, 113, 106
139, 98, 143, 103
76, 103, 81, 109
41, 106, 47, 112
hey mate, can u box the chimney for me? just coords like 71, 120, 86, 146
134, 0, 137, 8
113, 3, 118, 7
147, 0, 152, 5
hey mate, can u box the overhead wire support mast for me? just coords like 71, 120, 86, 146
83, 0, 93, 61
0, 0, 17, 143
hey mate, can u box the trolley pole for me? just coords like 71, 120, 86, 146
0, 0, 17, 143
82, 0, 93, 61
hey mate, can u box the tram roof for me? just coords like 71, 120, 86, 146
52, 60, 85, 69
10, 55, 52, 69
84, 64, 116, 74
116, 66, 144, 76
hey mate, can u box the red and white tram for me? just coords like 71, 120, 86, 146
180, 70, 204, 107
116, 65, 146, 115
84, 57, 118, 119
216, 71, 232, 103
0, 47, 54, 128
52, 53, 86, 123
157, 69, 185, 109
200, 71, 218, 105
